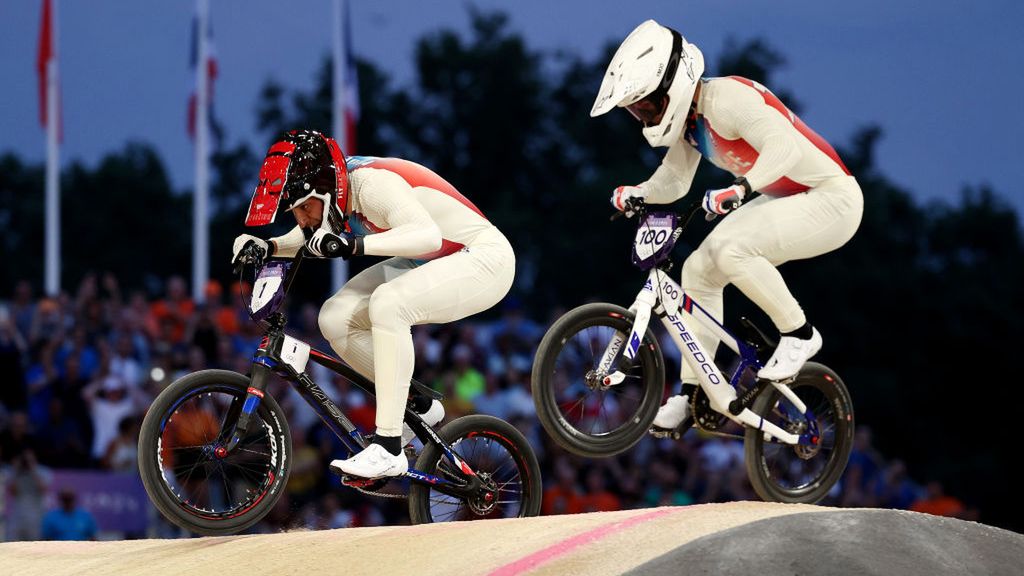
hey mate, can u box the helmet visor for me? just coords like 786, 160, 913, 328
626, 91, 670, 127
245, 142, 294, 227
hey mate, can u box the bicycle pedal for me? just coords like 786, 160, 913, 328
648, 427, 681, 440
340, 475, 382, 488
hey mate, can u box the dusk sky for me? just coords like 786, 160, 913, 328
2, 0, 1022, 216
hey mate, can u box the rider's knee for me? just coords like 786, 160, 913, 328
682, 248, 717, 286
708, 238, 752, 277
319, 292, 362, 341
368, 284, 409, 330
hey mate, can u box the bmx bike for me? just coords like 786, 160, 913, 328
531, 198, 854, 504
138, 246, 542, 535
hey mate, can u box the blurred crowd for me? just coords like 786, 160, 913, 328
0, 273, 976, 540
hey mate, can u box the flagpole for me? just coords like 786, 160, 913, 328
44, 0, 61, 296
193, 0, 210, 303
331, 0, 349, 292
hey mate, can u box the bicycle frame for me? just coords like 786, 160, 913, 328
223, 252, 485, 500
598, 215, 818, 447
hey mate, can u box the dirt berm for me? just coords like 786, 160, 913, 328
2, 501, 1020, 575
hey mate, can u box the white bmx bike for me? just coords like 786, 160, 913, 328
531, 199, 854, 503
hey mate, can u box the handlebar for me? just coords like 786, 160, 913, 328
612, 196, 742, 226
612, 198, 707, 233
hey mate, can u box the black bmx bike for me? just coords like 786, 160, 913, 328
138, 247, 542, 536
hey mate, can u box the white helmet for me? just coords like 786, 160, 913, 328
591, 20, 705, 148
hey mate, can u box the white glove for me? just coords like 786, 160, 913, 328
231, 234, 269, 265
702, 184, 746, 216
610, 185, 649, 215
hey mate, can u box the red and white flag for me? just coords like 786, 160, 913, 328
36, 0, 61, 138
187, 10, 221, 142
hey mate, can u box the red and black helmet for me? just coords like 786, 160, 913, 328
245, 129, 350, 234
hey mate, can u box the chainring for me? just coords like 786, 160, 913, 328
692, 387, 729, 432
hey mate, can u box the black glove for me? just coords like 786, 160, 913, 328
306, 229, 362, 259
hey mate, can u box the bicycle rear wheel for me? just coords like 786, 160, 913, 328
744, 362, 854, 503
531, 303, 666, 458
409, 415, 542, 523
138, 369, 291, 536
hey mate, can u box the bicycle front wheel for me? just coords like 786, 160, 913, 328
138, 369, 291, 536
744, 362, 854, 504
531, 303, 666, 458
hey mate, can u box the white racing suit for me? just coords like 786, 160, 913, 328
272, 157, 515, 436
640, 76, 863, 383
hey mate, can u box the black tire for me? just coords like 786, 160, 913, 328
409, 415, 542, 523
744, 362, 854, 504
531, 303, 666, 458
138, 369, 291, 536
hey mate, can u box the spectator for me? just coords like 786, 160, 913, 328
450, 344, 486, 410
108, 334, 142, 390
41, 488, 98, 541
102, 416, 139, 473
149, 276, 194, 344
83, 372, 144, 461
5, 449, 50, 541
8, 280, 37, 340
37, 398, 91, 468
0, 412, 38, 465
911, 481, 967, 519
579, 467, 621, 513
28, 297, 65, 349
542, 456, 583, 515
0, 307, 28, 410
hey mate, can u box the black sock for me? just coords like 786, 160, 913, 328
372, 434, 402, 456
783, 322, 813, 340
681, 383, 699, 398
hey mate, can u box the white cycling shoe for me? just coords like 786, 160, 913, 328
401, 399, 445, 446
758, 328, 823, 381
652, 394, 691, 430
330, 443, 408, 479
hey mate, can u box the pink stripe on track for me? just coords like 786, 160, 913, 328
488, 508, 678, 576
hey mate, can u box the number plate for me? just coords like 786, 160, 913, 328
280, 335, 311, 373
632, 213, 680, 269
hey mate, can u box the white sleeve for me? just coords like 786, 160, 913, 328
356, 169, 443, 258
270, 226, 306, 258
712, 83, 802, 192
641, 140, 701, 204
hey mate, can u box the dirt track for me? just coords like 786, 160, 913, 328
2, 502, 1021, 576
0, 502, 818, 575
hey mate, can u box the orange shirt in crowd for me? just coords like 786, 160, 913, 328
911, 496, 965, 518
542, 485, 583, 516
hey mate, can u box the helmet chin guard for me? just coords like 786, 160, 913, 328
591, 20, 705, 148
